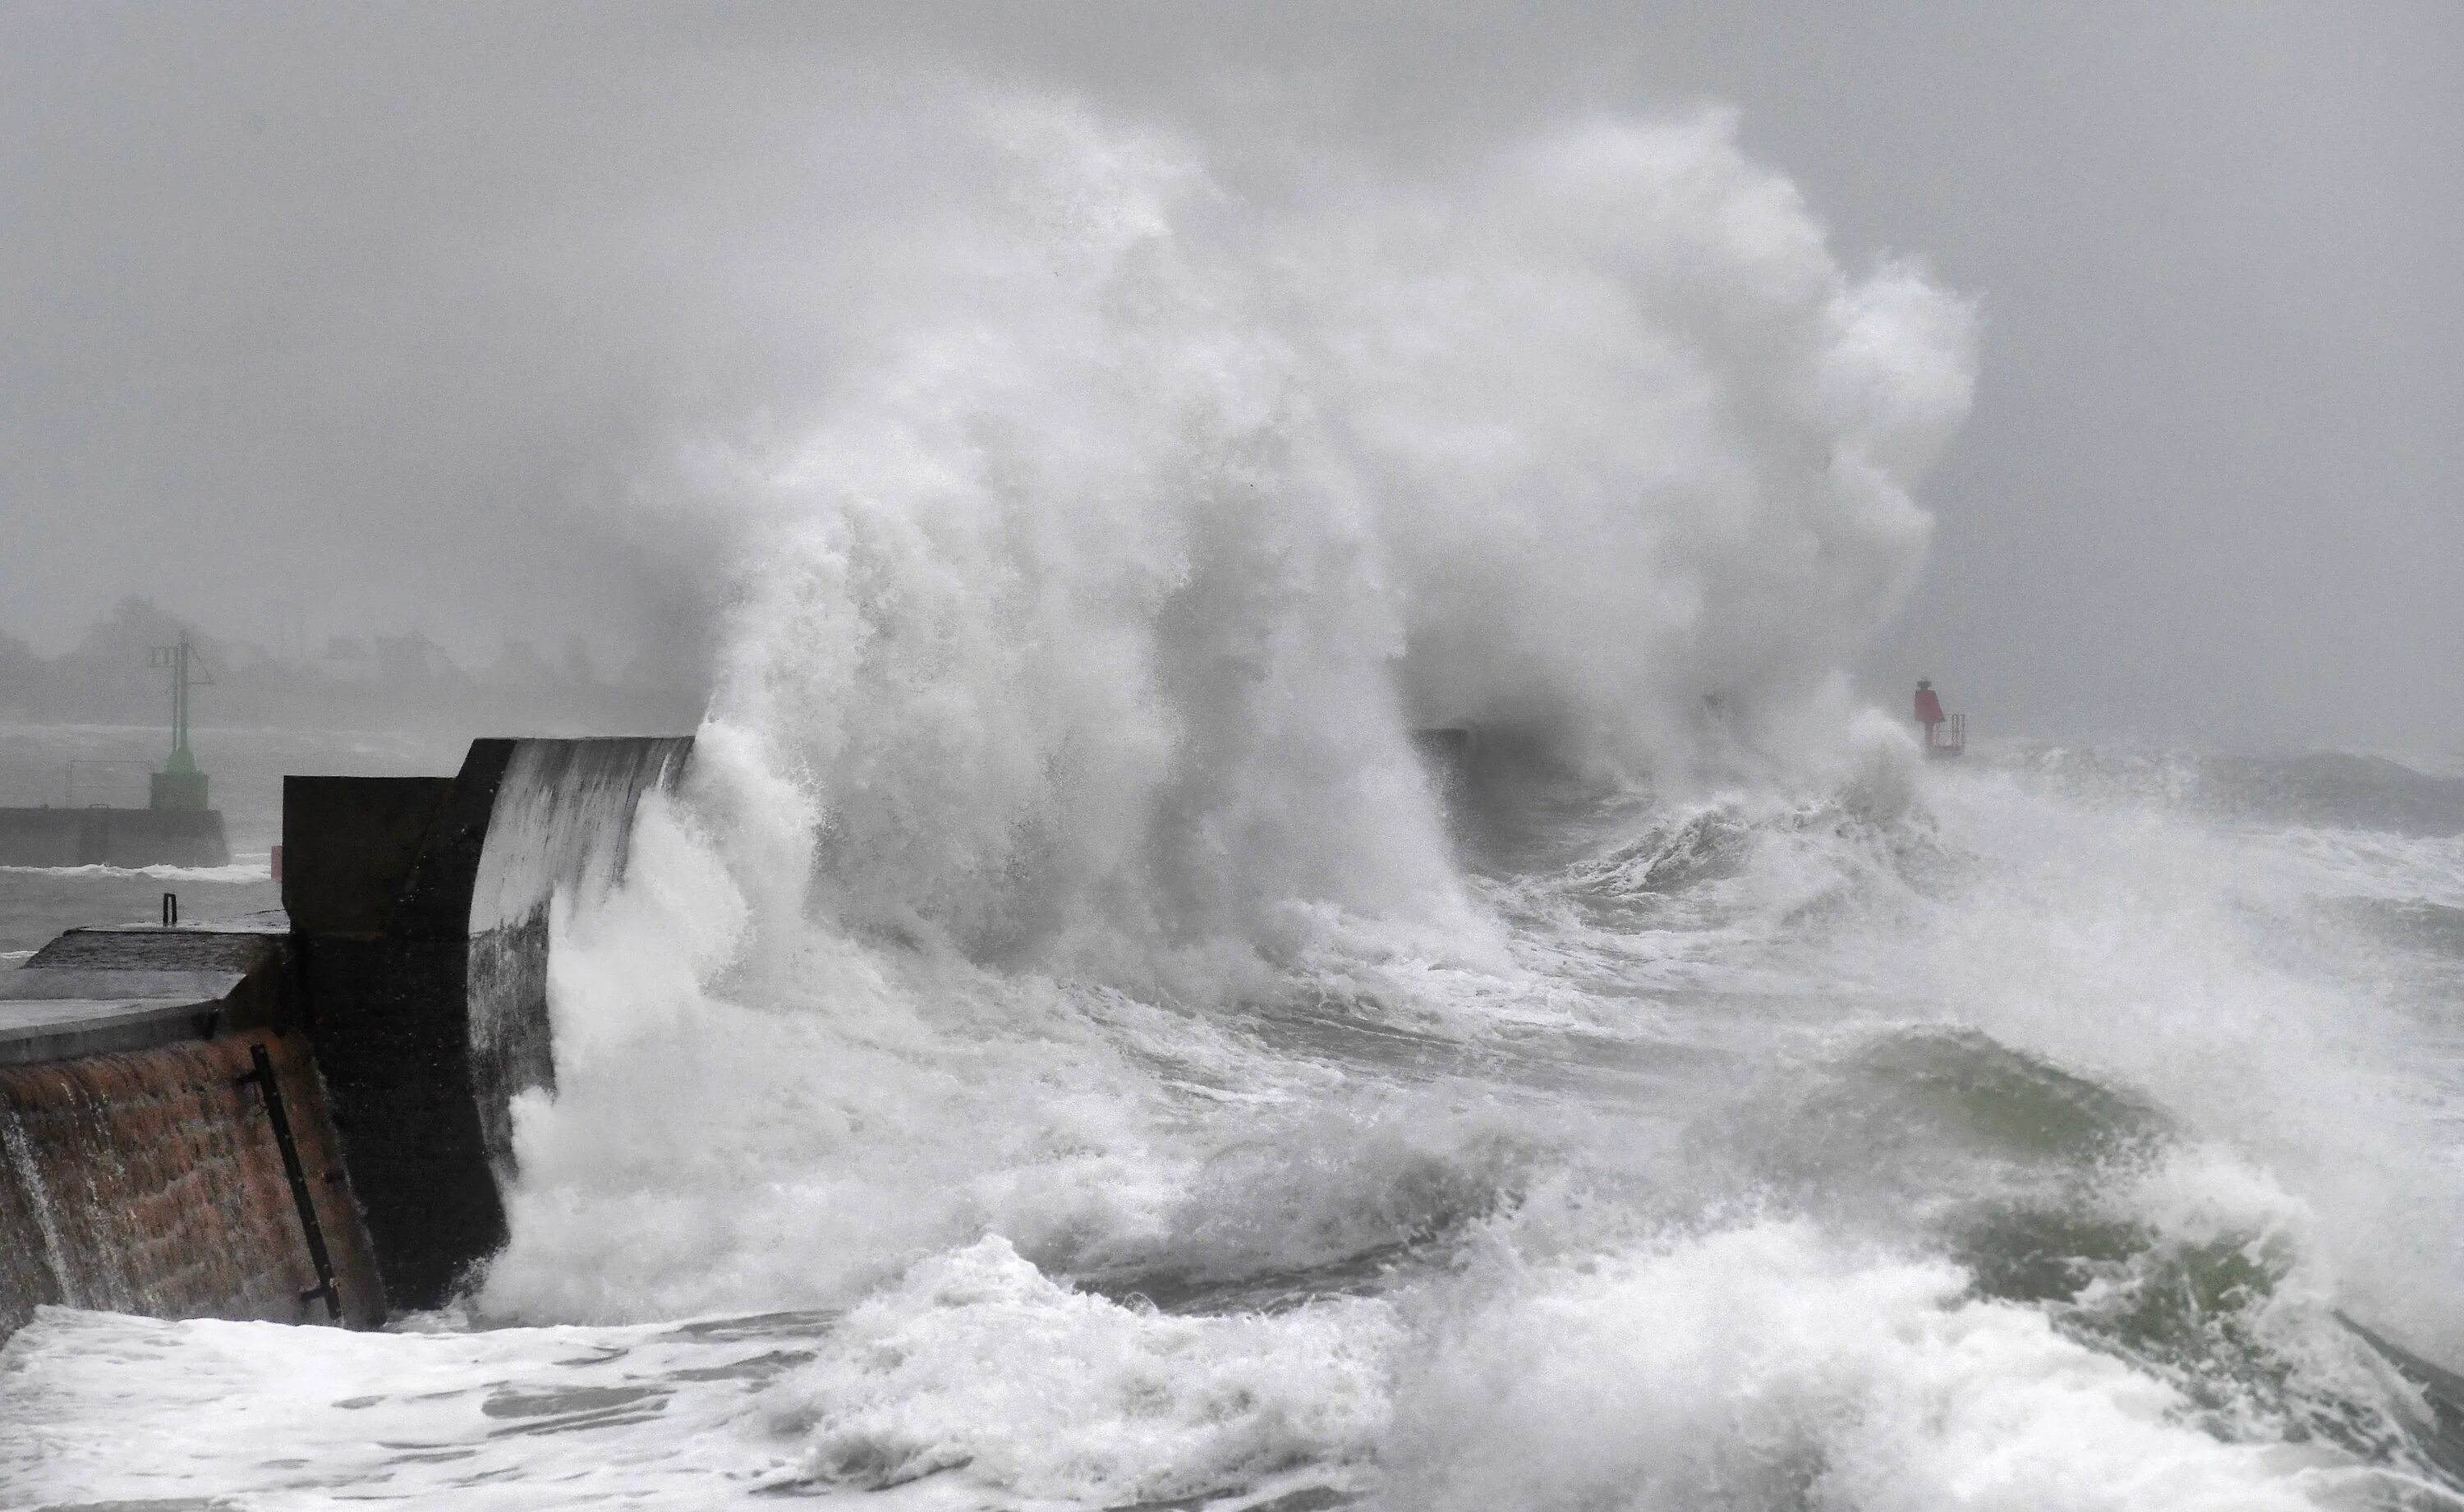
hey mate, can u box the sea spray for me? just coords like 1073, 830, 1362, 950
691, 95, 1976, 981
480, 96, 1975, 1325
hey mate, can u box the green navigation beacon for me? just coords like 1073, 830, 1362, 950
148, 632, 214, 811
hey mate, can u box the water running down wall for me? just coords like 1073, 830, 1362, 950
0, 926, 383, 1339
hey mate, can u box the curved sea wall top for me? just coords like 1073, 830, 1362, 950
283, 736, 692, 1312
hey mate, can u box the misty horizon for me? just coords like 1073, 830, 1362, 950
5, 3, 2459, 761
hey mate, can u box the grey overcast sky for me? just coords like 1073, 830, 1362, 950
2, 2, 2457, 752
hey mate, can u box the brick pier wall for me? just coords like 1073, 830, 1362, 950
0, 1027, 384, 1340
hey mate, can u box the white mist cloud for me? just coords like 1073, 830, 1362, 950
695, 95, 1970, 973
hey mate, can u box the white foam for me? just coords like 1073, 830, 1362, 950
0, 1304, 805, 1508
1385, 1220, 2379, 1512
480, 779, 1547, 1324
24, 1213, 2410, 1509
765, 1237, 1395, 1502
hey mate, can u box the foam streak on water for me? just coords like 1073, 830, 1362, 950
10, 95, 2464, 1512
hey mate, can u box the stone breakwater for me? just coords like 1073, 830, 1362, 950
0, 736, 691, 1344
0, 806, 231, 869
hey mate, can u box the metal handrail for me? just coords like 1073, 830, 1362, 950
1923, 712, 1967, 757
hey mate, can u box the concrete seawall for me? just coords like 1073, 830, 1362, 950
0, 807, 231, 867
0, 735, 691, 1343
288, 737, 692, 1310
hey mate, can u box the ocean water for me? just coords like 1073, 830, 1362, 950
7, 99, 2462, 1511
7, 744, 2464, 1511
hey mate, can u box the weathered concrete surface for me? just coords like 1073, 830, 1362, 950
0, 926, 285, 1065
280, 778, 454, 937
0, 807, 231, 867
285, 767, 494, 1313
287, 737, 690, 1311
0, 927, 384, 1342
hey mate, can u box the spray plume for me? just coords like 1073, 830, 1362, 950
692, 96, 1974, 980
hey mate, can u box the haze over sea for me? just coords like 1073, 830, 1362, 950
7, 69, 2464, 1512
